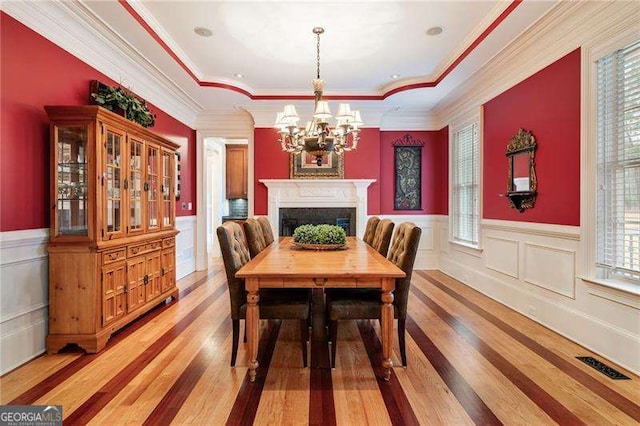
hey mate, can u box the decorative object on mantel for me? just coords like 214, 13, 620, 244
292, 224, 347, 250
394, 134, 423, 210
290, 150, 344, 179
89, 80, 156, 128
274, 27, 363, 168
505, 128, 537, 212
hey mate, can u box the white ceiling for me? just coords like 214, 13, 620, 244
74, 1, 559, 125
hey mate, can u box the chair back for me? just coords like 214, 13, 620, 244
363, 217, 380, 246
243, 218, 267, 258
216, 222, 251, 319
257, 216, 275, 246
371, 219, 394, 257
386, 222, 421, 319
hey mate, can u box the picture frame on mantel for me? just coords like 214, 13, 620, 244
290, 151, 344, 179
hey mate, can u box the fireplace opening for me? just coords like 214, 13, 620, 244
279, 207, 356, 236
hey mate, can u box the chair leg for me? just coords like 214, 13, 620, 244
300, 319, 309, 368
398, 318, 407, 368
231, 319, 240, 367
329, 320, 338, 369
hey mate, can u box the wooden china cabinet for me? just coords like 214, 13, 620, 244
45, 106, 179, 353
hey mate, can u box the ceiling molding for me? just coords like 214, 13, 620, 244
2, 0, 203, 128
117, 0, 522, 100
434, 1, 640, 126
239, 103, 397, 128
195, 108, 254, 134
380, 110, 440, 131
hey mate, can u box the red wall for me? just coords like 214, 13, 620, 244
254, 127, 449, 216
483, 48, 581, 226
254, 127, 383, 215
379, 130, 448, 215
0, 13, 196, 232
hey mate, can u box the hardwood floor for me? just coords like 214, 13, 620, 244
1, 263, 638, 425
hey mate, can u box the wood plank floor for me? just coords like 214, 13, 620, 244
1, 263, 638, 425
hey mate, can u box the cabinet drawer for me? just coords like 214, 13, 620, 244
284, 278, 357, 288
128, 240, 162, 257
162, 238, 175, 249
102, 248, 126, 265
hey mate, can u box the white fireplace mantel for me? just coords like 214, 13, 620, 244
259, 179, 376, 238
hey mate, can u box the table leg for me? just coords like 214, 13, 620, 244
246, 278, 260, 382
381, 278, 394, 381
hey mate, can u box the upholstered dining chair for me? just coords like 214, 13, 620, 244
326, 222, 421, 368
217, 222, 310, 367
363, 216, 380, 246
257, 216, 275, 246
371, 219, 394, 257
243, 218, 267, 258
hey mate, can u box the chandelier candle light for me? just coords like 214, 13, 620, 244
274, 27, 363, 166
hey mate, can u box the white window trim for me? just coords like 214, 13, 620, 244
449, 108, 483, 250
581, 27, 640, 300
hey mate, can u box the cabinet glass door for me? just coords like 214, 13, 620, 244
104, 127, 125, 239
146, 144, 160, 231
161, 150, 174, 228
129, 138, 145, 234
56, 126, 89, 236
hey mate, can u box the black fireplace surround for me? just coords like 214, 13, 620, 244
279, 208, 356, 236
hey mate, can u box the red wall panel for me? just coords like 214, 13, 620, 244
482, 48, 581, 226
0, 13, 196, 232
379, 131, 448, 215
253, 127, 382, 215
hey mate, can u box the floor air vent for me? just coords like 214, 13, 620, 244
576, 356, 631, 380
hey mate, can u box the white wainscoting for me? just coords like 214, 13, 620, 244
484, 235, 519, 279
176, 215, 196, 280
0, 228, 49, 375
378, 215, 446, 270
440, 219, 640, 374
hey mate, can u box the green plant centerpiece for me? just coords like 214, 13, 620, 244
292, 224, 346, 249
91, 83, 156, 128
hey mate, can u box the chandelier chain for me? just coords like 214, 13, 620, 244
316, 31, 321, 79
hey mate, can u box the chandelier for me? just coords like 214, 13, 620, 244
274, 27, 363, 166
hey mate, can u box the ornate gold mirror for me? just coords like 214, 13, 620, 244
506, 128, 537, 212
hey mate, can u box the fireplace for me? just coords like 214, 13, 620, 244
259, 179, 376, 239
279, 207, 356, 236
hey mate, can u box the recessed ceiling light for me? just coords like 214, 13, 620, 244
391, 74, 400, 79
426, 26, 443, 36
234, 73, 244, 78
194, 27, 213, 37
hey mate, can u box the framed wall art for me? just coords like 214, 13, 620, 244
290, 151, 344, 179
393, 134, 423, 210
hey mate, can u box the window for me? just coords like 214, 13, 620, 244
451, 122, 480, 246
596, 39, 640, 282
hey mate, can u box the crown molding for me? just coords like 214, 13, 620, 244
380, 109, 440, 131
434, 1, 640, 125
195, 108, 254, 133
2, 0, 202, 128
239, 103, 401, 128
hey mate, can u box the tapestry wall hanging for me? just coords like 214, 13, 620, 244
394, 134, 423, 210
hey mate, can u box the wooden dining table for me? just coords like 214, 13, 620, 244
236, 236, 406, 382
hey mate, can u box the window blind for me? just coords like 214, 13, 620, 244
452, 122, 479, 246
596, 39, 640, 281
